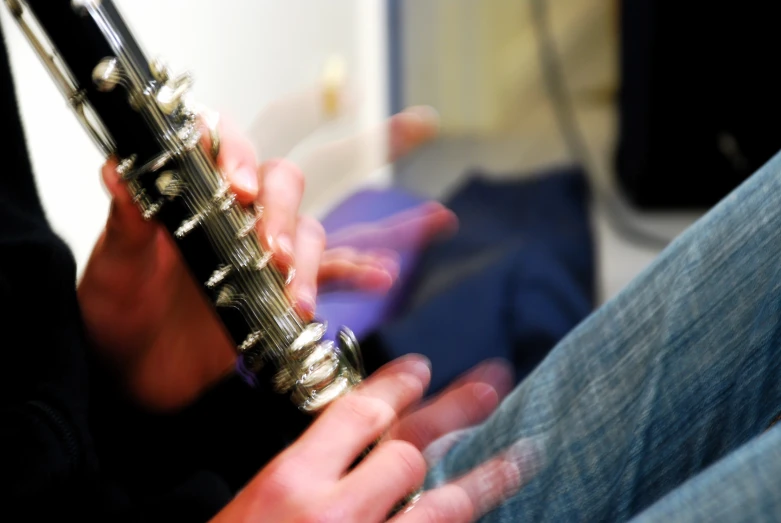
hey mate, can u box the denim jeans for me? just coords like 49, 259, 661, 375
425, 150, 781, 522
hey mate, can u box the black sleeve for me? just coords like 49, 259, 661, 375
0, 22, 312, 519
0, 20, 103, 518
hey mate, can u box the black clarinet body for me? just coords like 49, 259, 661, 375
5, 1, 421, 514
6, 0, 365, 413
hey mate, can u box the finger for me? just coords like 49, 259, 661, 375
389, 360, 514, 459
288, 216, 326, 320
326, 201, 458, 251
434, 359, 515, 401
317, 248, 400, 292
257, 159, 305, 274
246, 72, 361, 161
335, 440, 427, 522
317, 259, 397, 293
293, 354, 431, 478
388, 106, 442, 160
389, 484, 473, 523
389, 383, 500, 453
388, 359, 513, 448
203, 113, 259, 205
393, 442, 536, 523
300, 105, 440, 183
446, 438, 543, 520
100, 158, 158, 254
299, 106, 440, 213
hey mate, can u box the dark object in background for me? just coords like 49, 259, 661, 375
362, 166, 595, 395
615, 1, 781, 210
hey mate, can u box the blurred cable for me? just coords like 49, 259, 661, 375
528, 0, 677, 248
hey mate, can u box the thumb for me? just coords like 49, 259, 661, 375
100, 157, 159, 254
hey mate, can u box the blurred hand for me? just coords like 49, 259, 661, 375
77, 96, 453, 411
212, 356, 539, 522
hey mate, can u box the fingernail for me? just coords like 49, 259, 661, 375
266, 233, 295, 267
377, 255, 400, 276
405, 105, 441, 130
277, 233, 294, 258
473, 383, 498, 406
405, 356, 431, 383
236, 166, 258, 195
477, 362, 514, 394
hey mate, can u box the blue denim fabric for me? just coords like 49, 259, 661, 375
425, 150, 781, 521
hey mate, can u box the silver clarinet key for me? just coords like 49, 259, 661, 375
302, 376, 352, 413
255, 251, 273, 271
71, 0, 100, 14
237, 208, 263, 239
212, 180, 237, 212
289, 322, 328, 355
156, 72, 193, 115
150, 57, 171, 83
115, 154, 137, 179
155, 170, 184, 199
238, 331, 263, 353
220, 193, 236, 212
298, 341, 340, 389
141, 201, 162, 220
92, 57, 122, 92
206, 265, 232, 289
215, 284, 241, 308
174, 208, 208, 238
127, 180, 162, 221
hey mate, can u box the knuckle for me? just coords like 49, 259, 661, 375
396, 416, 435, 450
299, 215, 326, 245
268, 158, 305, 192
339, 393, 397, 432
254, 456, 302, 501
385, 440, 427, 482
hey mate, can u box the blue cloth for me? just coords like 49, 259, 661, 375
363, 167, 596, 395
428, 150, 781, 521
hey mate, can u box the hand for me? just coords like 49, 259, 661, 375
212, 356, 539, 522
77, 100, 450, 411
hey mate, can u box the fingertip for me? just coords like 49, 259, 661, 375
101, 158, 120, 193
268, 232, 295, 270
400, 105, 441, 140
100, 157, 136, 207
471, 383, 500, 411
425, 203, 459, 233
479, 360, 515, 395
227, 166, 259, 205
359, 268, 396, 292
381, 353, 431, 379
399, 355, 432, 387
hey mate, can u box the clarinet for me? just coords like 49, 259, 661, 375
5, 0, 419, 514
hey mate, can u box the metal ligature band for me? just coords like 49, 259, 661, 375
5, 0, 420, 514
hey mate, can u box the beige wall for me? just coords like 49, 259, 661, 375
401, 0, 618, 137
1, 0, 389, 274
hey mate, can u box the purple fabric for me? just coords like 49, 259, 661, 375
315, 187, 428, 342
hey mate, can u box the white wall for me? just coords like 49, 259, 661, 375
1, 0, 388, 275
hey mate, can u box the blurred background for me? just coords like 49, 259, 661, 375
4, 0, 781, 388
